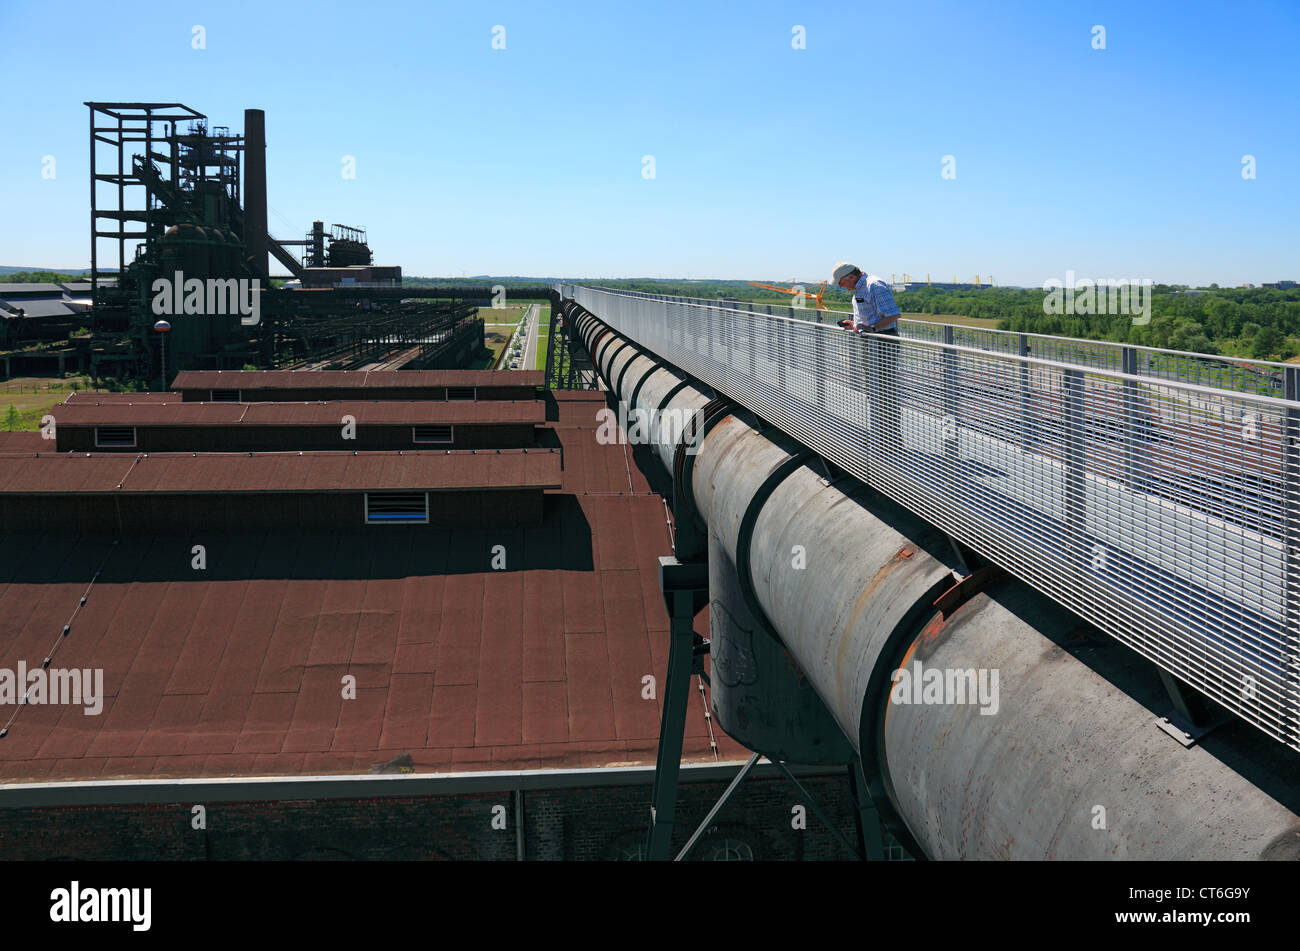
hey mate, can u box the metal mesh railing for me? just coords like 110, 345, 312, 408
618, 287, 1294, 399
561, 283, 1300, 752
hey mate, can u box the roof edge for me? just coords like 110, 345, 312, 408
0, 760, 841, 807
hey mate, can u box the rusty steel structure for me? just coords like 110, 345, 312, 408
82, 102, 542, 384
544, 298, 599, 390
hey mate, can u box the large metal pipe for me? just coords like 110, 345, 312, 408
699, 413, 859, 765
883, 583, 1300, 859
568, 301, 1300, 860
242, 108, 268, 280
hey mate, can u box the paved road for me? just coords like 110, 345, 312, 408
520, 303, 540, 372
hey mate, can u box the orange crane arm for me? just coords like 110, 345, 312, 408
747, 280, 829, 308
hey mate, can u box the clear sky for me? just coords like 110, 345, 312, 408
2, 0, 1296, 286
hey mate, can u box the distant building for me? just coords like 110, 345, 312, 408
0, 279, 117, 320
897, 282, 994, 292
299, 264, 402, 289
1, 280, 121, 376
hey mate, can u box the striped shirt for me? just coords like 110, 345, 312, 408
850, 273, 901, 331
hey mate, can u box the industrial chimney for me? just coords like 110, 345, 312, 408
242, 108, 268, 280
310, 220, 326, 269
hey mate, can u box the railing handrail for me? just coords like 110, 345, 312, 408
571, 283, 1300, 390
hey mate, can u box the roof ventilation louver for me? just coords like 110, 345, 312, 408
412, 424, 453, 444
365, 491, 429, 524
93, 426, 136, 448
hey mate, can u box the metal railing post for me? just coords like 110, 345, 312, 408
815, 325, 827, 409
707, 304, 717, 368
747, 309, 757, 378
1122, 346, 1138, 489
865, 331, 881, 472
1019, 333, 1031, 451
943, 326, 958, 484
1064, 367, 1087, 581
1285, 367, 1300, 748
777, 316, 787, 392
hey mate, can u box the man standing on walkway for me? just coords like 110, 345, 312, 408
832, 262, 903, 447
832, 262, 900, 335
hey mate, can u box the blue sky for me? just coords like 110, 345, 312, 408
2, 0, 1296, 285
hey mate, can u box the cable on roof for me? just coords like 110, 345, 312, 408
0, 538, 118, 739
697, 678, 719, 761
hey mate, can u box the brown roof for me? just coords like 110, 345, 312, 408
0, 413, 737, 783
61, 392, 178, 404
240, 400, 544, 425
0, 432, 48, 453
0, 454, 136, 492
0, 449, 561, 494
549, 390, 610, 428
52, 403, 247, 426
546, 391, 659, 495
172, 369, 544, 390
49, 400, 545, 427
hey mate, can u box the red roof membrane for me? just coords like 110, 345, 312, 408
50, 400, 545, 427
0, 449, 562, 494
0, 390, 738, 783
172, 369, 544, 390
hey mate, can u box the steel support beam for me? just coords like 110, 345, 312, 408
848, 758, 886, 861
768, 758, 863, 861
674, 752, 762, 861
646, 556, 709, 860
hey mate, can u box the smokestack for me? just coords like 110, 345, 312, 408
311, 220, 325, 269
243, 108, 268, 280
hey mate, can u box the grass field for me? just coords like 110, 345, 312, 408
902, 312, 1001, 330
473, 305, 529, 370
1, 377, 105, 431
533, 304, 551, 371
471, 330, 512, 370
2, 393, 66, 430
477, 305, 525, 325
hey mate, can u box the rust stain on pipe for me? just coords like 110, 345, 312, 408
835, 544, 919, 712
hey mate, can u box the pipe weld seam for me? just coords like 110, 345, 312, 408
734, 448, 815, 643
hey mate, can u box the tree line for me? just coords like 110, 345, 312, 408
895, 286, 1300, 360
1, 271, 85, 284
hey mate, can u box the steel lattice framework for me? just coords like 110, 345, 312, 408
559, 284, 1300, 752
